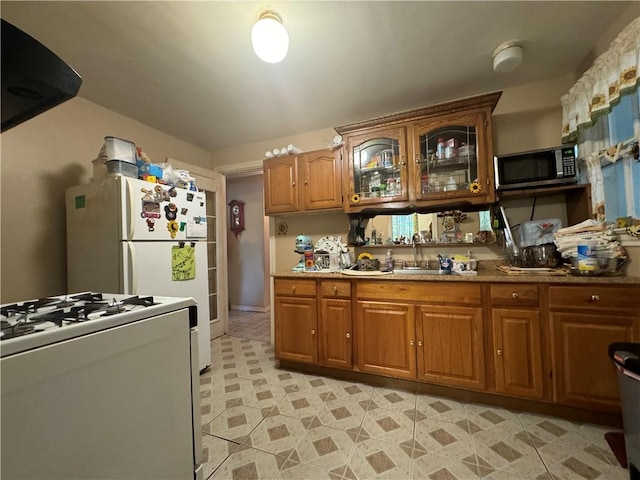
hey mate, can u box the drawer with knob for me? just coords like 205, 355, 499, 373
490, 284, 539, 308
274, 279, 317, 297
321, 280, 351, 298
548, 285, 640, 310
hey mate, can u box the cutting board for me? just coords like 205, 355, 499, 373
496, 265, 567, 276
341, 270, 393, 277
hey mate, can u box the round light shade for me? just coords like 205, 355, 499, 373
492, 41, 523, 73
251, 11, 289, 64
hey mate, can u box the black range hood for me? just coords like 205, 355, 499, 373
1, 19, 82, 132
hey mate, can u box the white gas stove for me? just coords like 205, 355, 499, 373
1, 292, 204, 479
0, 292, 197, 357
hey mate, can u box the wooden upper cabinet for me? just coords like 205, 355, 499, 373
336, 91, 501, 213
302, 149, 343, 211
264, 149, 342, 215
342, 126, 409, 211
264, 156, 299, 214
411, 110, 495, 206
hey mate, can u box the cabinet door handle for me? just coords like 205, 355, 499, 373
497, 349, 503, 356
333, 286, 338, 294
292, 181, 296, 186
418, 340, 423, 347
304, 179, 308, 185
415, 154, 420, 164
346, 332, 351, 339
291, 285, 296, 293
512, 292, 519, 299
311, 329, 316, 335
591, 294, 600, 302
410, 339, 415, 346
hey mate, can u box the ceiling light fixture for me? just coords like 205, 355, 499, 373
492, 40, 523, 73
251, 10, 289, 64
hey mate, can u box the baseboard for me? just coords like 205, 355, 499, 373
230, 305, 271, 313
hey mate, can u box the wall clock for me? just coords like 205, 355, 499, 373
228, 200, 245, 237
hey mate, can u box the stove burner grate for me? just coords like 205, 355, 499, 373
0, 297, 58, 317
121, 296, 156, 307
2, 323, 36, 339
71, 293, 104, 303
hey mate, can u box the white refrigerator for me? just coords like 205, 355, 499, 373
65, 175, 211, 371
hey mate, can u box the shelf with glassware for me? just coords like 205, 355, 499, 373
338, 92, 501, 214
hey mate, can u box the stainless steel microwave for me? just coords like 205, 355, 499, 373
494, 145, 578, 191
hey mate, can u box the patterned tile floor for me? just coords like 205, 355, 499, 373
227, 309, 271, 343
200, 336, 628, 480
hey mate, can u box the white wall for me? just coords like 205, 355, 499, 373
226, 174, 270, 310
0, 97, 212, 303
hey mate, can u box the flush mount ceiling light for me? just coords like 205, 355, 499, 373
251, 10, 289, 64
492, 40, 523, 73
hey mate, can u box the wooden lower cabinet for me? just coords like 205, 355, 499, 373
416, 305, 485, 390
550, 311, 635, 412
273, 276, 640, 416
319, 298, 352, 369
274, 296, 317, 364
492, 308, 544, 399
355, 301, 416, 379
549, 285, 640, 412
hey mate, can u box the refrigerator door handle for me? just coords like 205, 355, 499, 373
125, 241, 136, 294
126, 178, 135, 240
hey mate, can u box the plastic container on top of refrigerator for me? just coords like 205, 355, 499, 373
105, 160, 138, 178
98, 137, 137, 164
93, 137, 137, 181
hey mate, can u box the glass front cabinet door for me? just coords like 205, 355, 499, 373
345, 127, 408, 210
338, 92, 500, 213
412, 110, 494, 205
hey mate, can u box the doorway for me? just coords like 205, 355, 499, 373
226, 173, 271, 343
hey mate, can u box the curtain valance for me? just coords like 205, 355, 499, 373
561, 16, 639, 143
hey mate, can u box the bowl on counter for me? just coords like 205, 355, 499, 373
567, 250, 627, 276
504, 243, 560, 268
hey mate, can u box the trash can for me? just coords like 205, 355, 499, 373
609, 342, 640, 480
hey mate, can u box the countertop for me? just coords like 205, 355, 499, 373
272, 264, 640, 285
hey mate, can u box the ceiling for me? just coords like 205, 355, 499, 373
1, 2, 635, 152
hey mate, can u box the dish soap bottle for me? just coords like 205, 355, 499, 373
386, 249, 394, 271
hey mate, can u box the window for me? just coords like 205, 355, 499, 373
391, 214, 416, 241
580, 86, 639, 224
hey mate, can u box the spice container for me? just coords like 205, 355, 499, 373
436, 138, 445, 159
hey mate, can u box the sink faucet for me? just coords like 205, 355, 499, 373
411, 233, 421, 267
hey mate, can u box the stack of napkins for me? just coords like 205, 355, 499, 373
552, 219, 619, 259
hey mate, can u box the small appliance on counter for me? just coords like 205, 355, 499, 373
293, 234, 313, 271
